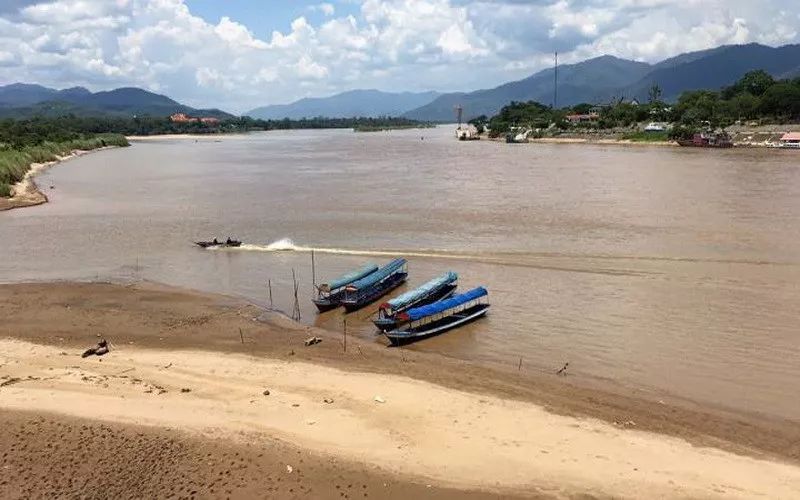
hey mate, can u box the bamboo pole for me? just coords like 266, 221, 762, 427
268, 280, 273, 308
311, 249, 316, 291
291, 269, 301, 321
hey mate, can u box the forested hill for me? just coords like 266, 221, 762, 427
0, 84, 232, 119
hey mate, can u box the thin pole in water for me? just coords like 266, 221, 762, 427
311, 249, 316, 292
291, 269, 301, 321
239, 328, 244, 344
268, 279, 273, 308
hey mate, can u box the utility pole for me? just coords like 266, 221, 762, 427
554, 51, 559, 109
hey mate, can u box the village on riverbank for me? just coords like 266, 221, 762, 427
456, 70, 800, 149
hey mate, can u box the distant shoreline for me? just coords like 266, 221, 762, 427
125, 133, 252, 141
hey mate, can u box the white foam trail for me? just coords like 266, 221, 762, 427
236, 238, 467, 260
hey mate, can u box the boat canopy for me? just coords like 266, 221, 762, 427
404, 286, 487, 322
319, 263, 379, 292
346, 258, 406, 291
382, 272, 457, 312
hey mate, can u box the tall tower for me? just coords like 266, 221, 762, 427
454, 105, 463, 128
554, 51, 558, 109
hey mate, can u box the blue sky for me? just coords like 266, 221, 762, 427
0, 1, 798, 113
186, 0, 359, 40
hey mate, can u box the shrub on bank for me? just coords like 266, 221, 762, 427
0, 133, 129, 198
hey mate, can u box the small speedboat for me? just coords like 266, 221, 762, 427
195, 239, 242, 248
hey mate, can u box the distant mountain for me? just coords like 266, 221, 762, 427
404, 43, 800, 121
625, 43, 800, 101
246, 89, 441, 119
403, 56, 652, 121
0, 84, 232, 119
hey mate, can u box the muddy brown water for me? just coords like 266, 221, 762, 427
2, 127, 799, 420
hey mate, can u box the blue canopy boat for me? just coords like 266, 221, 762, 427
372, 272, 458, 331
341, 258, 408, 312
313, 263, 379, 312
385, 287, 489, 345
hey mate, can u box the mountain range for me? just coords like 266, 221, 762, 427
0, 83, 231, 119
1, 43, 799, 122
246, 90, 441, 120
403, 43, 800, 121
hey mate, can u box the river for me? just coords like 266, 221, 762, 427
2, 126, 799, 420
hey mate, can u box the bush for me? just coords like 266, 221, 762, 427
0, 133, 128, 199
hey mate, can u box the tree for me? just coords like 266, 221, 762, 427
648, 83, 662, 103
759, 83, 800, 120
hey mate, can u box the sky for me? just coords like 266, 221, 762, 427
0, 0, 798, 113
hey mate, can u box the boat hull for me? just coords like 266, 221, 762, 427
313, 288, 348, 312
372, 284, 457, 331
342, 273, 408, 313
386, 303, 489, 345
195, 241, 242, 248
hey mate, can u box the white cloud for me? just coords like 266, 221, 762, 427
0, 0, 797, 113
310, 3, 335, 16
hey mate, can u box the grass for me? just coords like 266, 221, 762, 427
0, 134, 129, 198
620, 131, 670, 142
354, 124, 435, 132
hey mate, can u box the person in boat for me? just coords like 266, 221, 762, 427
212, 238, 218, 245
226, 237, 232, 244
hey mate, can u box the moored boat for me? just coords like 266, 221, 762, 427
676, 132, 733, 148
313, 263, 379, 312
341, 258, 408, 313
373, 272, 458, 331
385, 287, 489, 345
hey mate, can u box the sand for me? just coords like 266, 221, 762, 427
2, 281, 800, 499
126, 134, 250, 141
0, 411, 502, 500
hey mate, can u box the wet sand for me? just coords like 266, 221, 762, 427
1, 281, 800, 498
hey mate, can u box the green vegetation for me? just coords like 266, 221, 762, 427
620, 131, 670, 142
352, 120, 435, 132
1, 117, 130, 197
487, 71, 800, 139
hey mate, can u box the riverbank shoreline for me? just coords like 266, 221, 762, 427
0, 147, 117, 212
126, 133, 253, 141
1, 280, 799, 498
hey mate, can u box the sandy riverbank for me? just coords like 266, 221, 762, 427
1, 281, 800, 498
126, 133, 252, 141
0, 147, 115, 212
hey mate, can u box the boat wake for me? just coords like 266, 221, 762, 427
229, 238, 797, 276
237, 238, 466, 260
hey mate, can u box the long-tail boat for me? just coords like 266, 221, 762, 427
195, 238, 242, 248
313, 263, 379, 312
372, 272, 458, 331
341, 258, 408, 313
384, 287, 489, 345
